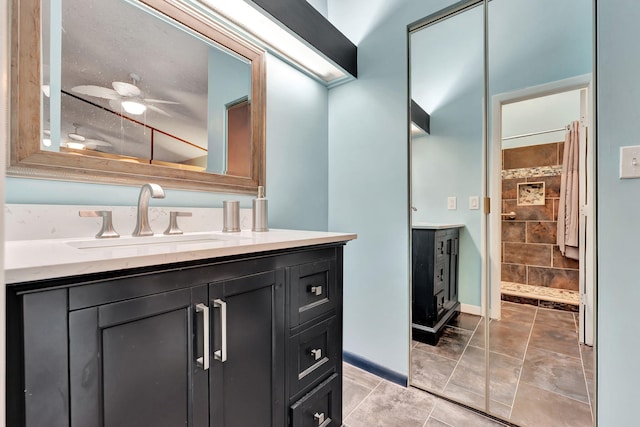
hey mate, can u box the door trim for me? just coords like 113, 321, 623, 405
488, 74, 595, 342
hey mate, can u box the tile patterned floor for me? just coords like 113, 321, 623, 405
343, 363, 508, 427
407, 301, 595, 427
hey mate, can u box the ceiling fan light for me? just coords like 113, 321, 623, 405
66, 142, 86, 150
121, 100, 147, 115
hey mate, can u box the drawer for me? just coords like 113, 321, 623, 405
289, 316, 339, 397
434, 290, 446, 319
434, 261, 447, 294
289, 259, 337, 327
290, 373, 341, 427
435, 232, 447, 258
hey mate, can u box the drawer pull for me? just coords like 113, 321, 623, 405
213, 299, 227, 362
314, 412, 325, 425
195, 303, 209, 370
310, 285, 323, 296
310, 348, 322, 360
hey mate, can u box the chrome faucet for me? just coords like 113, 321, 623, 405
132, 183, 165, 236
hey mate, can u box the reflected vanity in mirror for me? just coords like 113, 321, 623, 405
409, 1, 488, 411
10, 0, 265, 193
409, 0, 595, 425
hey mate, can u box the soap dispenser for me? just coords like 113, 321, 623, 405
252, 186, 268, 232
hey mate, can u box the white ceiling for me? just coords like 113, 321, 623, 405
502, 90, 581, 149
44, 0, 250, 163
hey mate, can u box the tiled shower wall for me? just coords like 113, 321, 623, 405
501, 142, 579, 292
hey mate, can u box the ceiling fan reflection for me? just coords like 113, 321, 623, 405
60, 124, 112, 151
71, 72, 178, 117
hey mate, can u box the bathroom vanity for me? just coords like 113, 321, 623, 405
411, 224, 463, 345
6, 229, 355, 427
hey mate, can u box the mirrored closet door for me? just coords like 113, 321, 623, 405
408, 1, 596, 425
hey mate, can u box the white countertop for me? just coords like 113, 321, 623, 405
412, 222, 465, 230
5, 229, 357, 284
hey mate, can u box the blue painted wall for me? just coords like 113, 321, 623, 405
327, 0, 455, 377
328, 0, 593, 379
5, 53, 329, 231
410, 5, 484, 309
596, 2, 640, 424
207, 47, 251, 174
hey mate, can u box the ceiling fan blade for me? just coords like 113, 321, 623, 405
112, 81, 141, 97
84, 138, 113, 148
146, 104, 171, 117
72, 85, 120, 100
109, 99, 123, 111
67, 132, 86, 142
143, 98, 180, 105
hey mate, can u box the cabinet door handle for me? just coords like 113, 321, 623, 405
310, 285, 323, 296
311, 348, 322, 360
213, 299, 227, 362
314, 412, 325, 425
195, 303, 209, 371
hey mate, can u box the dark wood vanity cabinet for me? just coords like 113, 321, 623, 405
412, 226, 461, 345
7, 245, 344, 427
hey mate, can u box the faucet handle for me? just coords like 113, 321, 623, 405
79, 210, 120, 239
164, 211, 192, 235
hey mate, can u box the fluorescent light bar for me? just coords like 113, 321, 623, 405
200, 0, 347, 83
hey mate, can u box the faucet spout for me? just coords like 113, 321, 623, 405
132, 183, 165, 236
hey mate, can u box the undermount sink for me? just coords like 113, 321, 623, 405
67, 233, 241, 250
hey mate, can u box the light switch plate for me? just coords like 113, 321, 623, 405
469, 196, 480, 210
447, 196, 457, 210
620, 145, 640, 178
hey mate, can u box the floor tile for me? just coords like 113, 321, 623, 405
343, 362, 382, 390
447, 346, 522, 407
439, 383, 511, 420
511, 382, 593, 427
470, 321, 531, 360
344, 381, 438, 427
448, 313, 482, 331
486, 352, 523, 406
414, 326, 473, 361
343, 377, 373, 418
528, 322, 580, 358
424, 417, 451, 427
580, 344, 596, 413
500, 304, 537, 325
441, 382, 486, 413
535, 307, 577, 330
520, 347, 589, 403
501, 300, 538, 314
430, 399, 508, 427
411, 349, 458, 392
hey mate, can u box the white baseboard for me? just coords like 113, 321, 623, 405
460, 303, 482, 316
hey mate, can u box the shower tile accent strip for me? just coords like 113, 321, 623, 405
501, 281, 579, 305
501, 142, 580, 305
502, 165, 562, 179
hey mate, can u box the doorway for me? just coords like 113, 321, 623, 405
489, 75, 595, 347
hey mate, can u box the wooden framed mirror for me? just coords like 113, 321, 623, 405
10, 0, 265, 194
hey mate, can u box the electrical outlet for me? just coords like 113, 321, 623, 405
447, 196, 457, 210
620, 145, 640, 178
469, 196, 480, 210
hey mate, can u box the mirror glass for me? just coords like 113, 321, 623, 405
409, 3, 488, 412
409, 0, 596, 424
487, 0, 595, 424
10, 0, 264, 193
43, 0, 250, 174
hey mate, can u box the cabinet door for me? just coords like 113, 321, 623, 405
69, 286, 209, 427
209, 270, 286, 427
